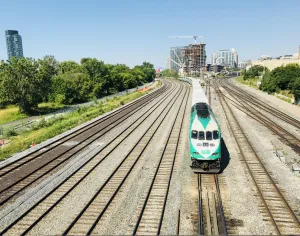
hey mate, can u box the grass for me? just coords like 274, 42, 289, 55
236, 77, 259, 89
0, 103, 67, 125
0, 106, 28, 125
275, 95, 292, 104
236, 77, 295, 104
0, 87, 156, 161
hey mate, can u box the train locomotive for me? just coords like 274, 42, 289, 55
189, 78, 222, 173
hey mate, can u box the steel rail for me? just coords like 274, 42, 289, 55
223, 78, 300, 129
0, 82, 168, 176
63, 83, 187, 235
0, 82, 172, 206
198, 174, 204, 235
222, 82, 300, 130
132, 83, 189, 235
214, 80, 300, 234
218, 80, 300, 154
214, 175, 227, 236
0, 81, 181, 235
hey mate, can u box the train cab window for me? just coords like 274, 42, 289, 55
198, 131, 205, 140
206, 131, 212, 140
191, 130, 198, 139
213, 130, 219, 140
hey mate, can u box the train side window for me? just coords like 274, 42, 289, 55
191, 130, 198, 139
198, 131, 205, 140
206, 131, 212, 140
213, 130, 219, 139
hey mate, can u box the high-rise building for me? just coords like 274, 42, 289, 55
214, 48, 237, 68
211, 52, 217, 65
5, 30, 23, 60
169, 43, 206, 76
234, 51, 238, 68
169, 46, 187, 73
182, 43, 206, 76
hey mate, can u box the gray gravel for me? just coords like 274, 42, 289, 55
212, 83, 275, 234
3, 78, 299, 235
0, 81, 162, 232
3, 80, 181, 235
90, 81, 188, 235
228, 93, 300, 215
0, 82, 156, 168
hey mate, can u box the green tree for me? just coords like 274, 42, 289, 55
38, 56, 59, 101
0, 57, 47, 113
109, 64, 131, 91
291, 77, 300, 103
59, 61, 80, 74
243, 65, 266, 80
50, 72, 92, 104
161, 69, 179, 78
80, 58, 109, 96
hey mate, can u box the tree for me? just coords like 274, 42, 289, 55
0, 57, 45, 113
59, 61, 80, 74
243, 65, 266, 80
109, 64, 131, 91
141, 62, 156, 82
50, 72, 92, 104
80, 58, 109, 96
291, 77, 300, 103
161, 69, 179, 78
38, 56, 59, 101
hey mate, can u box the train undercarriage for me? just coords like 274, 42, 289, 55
191, 158, 221, 173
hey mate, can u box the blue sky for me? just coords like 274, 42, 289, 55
1, 0, 300, 69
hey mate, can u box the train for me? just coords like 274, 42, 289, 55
180, 77, 222, 173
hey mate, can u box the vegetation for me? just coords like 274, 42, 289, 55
241, 65, 267, 80
0, 88, 153, 161
0, 106, 28, 125
236, 76, 259, 89
239, 64, 300, 103
260, 64, 300, 101
216, 73, 225, 78
161, 69, 179, 78
0, 57, 156, 114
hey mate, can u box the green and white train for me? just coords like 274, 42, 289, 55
182, 78, 222, 173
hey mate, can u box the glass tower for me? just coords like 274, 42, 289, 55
5, 30, 24, 60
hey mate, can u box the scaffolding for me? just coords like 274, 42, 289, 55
182, 43, 206, 77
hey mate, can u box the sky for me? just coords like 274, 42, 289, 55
1, 0, 300, 69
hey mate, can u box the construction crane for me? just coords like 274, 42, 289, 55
168, 36, 204, 44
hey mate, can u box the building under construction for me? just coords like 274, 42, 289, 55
169, 43, 206, 77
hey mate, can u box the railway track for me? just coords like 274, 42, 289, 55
222, 78, 300, 130
208, 80, 211, 105
132, 82, 189, 235
0, 81, 171, 206
214, 80, 300, 235
198, 174, 227, 236
217, 79, 300, 154
0, 81, 188, 235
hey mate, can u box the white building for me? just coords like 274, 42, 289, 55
213, 48, 238, 68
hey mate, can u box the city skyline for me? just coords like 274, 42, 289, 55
1, 0, 300, 69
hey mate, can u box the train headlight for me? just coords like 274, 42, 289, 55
193, 152, 199, 155
210, 143, 215, 147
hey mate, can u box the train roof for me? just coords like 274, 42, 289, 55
191, 78, 208, 105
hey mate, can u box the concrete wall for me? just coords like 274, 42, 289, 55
247, 59, 300, 70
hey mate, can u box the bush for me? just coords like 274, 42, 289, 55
4, 127, 18, 138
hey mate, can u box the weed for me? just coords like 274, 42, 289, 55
0, 88, 151, 161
